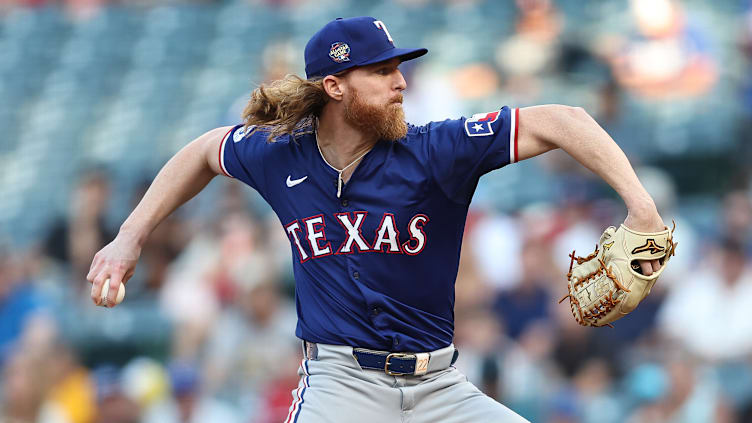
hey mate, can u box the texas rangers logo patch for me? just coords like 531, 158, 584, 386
465, 110, 500, 137
329, 42, 351, 63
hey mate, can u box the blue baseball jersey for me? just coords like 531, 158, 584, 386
219, 106, 519, 352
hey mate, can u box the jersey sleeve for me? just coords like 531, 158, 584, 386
425, 106, 518, 203
218, 124, 268, 193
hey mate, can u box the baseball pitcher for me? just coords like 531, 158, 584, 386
87, 17, 674, 422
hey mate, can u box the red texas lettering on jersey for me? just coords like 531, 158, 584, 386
284, 212, 430, 262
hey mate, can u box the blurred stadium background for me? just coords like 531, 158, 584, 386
1, 0, 751, 422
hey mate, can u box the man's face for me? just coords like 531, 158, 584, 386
340, 58, 408, 141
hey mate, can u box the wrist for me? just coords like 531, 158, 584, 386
623, 190, 656, 215
627, 199, 657, 218
118, 223, 149, 248
624, 197, 664, 232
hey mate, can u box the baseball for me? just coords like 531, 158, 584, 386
100, 278, 126, 306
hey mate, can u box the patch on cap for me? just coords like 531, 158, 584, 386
329, 42, 351, 63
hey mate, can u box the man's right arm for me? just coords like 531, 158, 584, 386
87, 126, 234, 306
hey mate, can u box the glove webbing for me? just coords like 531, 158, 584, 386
559, 252, 630, 328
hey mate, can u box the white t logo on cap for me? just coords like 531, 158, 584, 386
373, 20, 394, 44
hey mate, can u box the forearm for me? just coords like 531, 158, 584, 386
87, 127, 231, 305
518, 105, 656, 213
119, 137, 217, 246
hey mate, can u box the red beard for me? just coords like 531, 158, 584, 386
344, 90, 407, 142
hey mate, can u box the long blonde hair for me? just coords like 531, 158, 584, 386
241, 74, 329, 142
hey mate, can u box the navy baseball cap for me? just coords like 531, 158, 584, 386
305, 17, 428, 79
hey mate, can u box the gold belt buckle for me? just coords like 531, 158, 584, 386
385, 353, 416, 376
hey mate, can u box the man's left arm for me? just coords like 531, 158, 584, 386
516, 104, 665, 275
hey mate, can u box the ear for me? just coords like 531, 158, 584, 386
322, 75, 346, 101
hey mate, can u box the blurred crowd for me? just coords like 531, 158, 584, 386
2, 0, 752, 422
3, 163, 752, 423
1, 170, 302, 423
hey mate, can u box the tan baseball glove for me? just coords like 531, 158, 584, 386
559, 221, 677, 327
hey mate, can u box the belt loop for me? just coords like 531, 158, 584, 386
304, 340, 319, 360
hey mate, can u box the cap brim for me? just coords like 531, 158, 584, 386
359, 47, 428, 67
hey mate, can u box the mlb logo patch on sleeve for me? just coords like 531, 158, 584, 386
234, 125, 255, 143
464, 110, 500, 137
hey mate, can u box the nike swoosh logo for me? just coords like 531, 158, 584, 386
286, 175, 308, 188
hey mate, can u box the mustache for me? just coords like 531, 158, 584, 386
392, 94, 403, 104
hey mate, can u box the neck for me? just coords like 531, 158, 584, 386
316, 104, 378, 171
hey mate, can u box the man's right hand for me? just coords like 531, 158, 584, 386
85, 125, 233, 307
87, 232, 141, 307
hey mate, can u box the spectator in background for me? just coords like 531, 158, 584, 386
130, 180, 190, 299
657, 238, 752, 362
401, 59, 464, 126
159, 209, 264, 359
721, 190, 752, 247
566, 358, 622, 423
492, 238, 553, 340
551, 188, 604, 274
0, 245, 51, 366
499, 321, 559, 422
37, 341, 96, 423
607, 0, 717, 100
740, 1, 752, 156
1, 348, 47, 422
624, 352, 734, 423
142, 361, 240, 423
43, 168, 115, 281
91, 366, 140, 423
451, 218, 493, 314
467, 209, 524, 293
2, 0, 51, 10
453, 308, 507, 398
64, 0, 106, 22
743, 1, 752, 79
1, 317, 77, 423
202, 277, 298, 419
225, 39, 298, 126
550, 302, 607, 380
495, 0, 564, 100
591, 77, 649, 158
